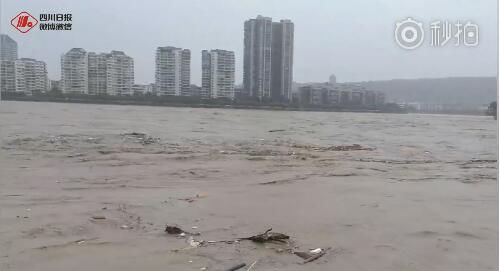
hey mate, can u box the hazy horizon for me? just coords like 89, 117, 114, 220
1, 0, 497, 85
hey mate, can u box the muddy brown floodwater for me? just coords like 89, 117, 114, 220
0, 101, 497, 271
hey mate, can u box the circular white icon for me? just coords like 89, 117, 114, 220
395, 17, 424, 50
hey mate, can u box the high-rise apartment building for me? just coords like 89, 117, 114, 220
243, 16, 272, 100
155, 46, 191, 96
87, 52, 108, 95
201, 49, 235, 100
105, 51, 134, 96
14, 58, 48, 95
271, 19, 294, 102
0, 34, 18, 93
243, 16, 294, 102
61, 48, 88, 94
0, 34, 18, 61
1, 61, 15, 92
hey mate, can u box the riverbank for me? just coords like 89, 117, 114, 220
0, 93, 405, 113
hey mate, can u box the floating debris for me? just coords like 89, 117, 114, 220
141, 136, 160, 145
294, 251, 312, 260
310, 248, 323, 254
187, 236, 204, 248
165, 224, 200, 236
224, 263, 246, 271
258, 175, 311, 185
97, 150, 114, 155
121, 132, 160, 145
165, 224, 184, 234
47, 136, 68, 144
67, 153, 84, 158
240, 228, 290, 243
178, 193, 207, 203
292, 143, 374, 152
122, 132, 147, 137
295, 247, 331, 264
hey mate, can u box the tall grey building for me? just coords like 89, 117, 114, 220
271, 19, 294, 102
0, 34, 18, 93
61, 48, 88, 94
1, 34, 18, 61
243, 16, 294, 102
15, 58, 48, 95
243, 15, 272, 100
201, 49, 235, 99
155, 46, 191, 96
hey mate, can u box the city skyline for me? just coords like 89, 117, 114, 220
1, 0, 496, 85
1, 31, 389, 109
0, 31, 495, 106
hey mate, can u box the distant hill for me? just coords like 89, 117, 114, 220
355, 77, 497, 105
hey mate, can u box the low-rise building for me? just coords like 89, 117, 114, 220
375, 92, 385, 105
299, 85, 329, 106
298, 82, 385, 107
327, 89, 340, 104
146, 83, 156, 95
132, 84, 147, 95
49, 80, 61, 92
188, 84, 202, 97
363, 90, 376, 106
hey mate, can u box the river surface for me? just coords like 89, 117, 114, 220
0, 101, 497, 271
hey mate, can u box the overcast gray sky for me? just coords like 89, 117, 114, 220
1, 0, 497, 85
